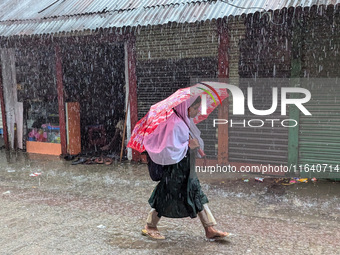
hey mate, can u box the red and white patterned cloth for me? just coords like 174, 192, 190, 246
127, 82, 229, 152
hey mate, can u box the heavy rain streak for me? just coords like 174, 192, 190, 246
0, 1, 340, 255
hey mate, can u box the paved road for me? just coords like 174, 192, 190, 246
0, 150, 339, 254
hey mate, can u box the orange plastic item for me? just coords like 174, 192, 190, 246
26, 141, 61, 155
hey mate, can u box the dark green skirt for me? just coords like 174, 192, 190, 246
148, 150, 208, 218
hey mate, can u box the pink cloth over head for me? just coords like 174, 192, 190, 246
144, 96, 195, 165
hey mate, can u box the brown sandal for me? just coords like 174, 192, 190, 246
95, 157, 104, 164
206, 231, 233, 240
141, 229, 165, 240
104, 158, 113, 165
84, 157, 96, 164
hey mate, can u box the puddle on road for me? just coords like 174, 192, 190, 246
1, 150, 339, 254
1, 150, 339, 225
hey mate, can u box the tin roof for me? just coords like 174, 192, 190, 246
0, 0, 339, 37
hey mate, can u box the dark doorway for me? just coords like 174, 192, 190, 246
62, 42, 125, 152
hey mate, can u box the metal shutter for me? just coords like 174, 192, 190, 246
228, 79, 289, 164
298, 7, 340, 178
298, 80, 340, 178
230, 12, 291, 164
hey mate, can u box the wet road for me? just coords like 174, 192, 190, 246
0, 150, 340, 255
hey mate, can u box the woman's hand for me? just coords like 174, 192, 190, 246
189, 138, 200, 149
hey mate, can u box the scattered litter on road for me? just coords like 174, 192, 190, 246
298, 178, 308, 183
243, 179, 249, 183
289, 179, 297, 184
2, 191, 11, 195
311, 177, 317, 182
7, 170, 15, 173
255, 177, 264, 182
97, 225, 106, 229
30, 172, 42, 177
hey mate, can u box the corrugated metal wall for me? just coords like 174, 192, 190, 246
299, 5, 340, 177
299, 80, 340, 167
135, 22, 219, 156
229, 79, 292, 165
229, 11, 291, 165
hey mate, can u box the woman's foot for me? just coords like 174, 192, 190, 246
142, 225, 165, 240
205, 226, 230, 239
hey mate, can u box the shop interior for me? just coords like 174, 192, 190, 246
14, 41, 126, 155
62, 42, 126, 154
15, 46, 59, 150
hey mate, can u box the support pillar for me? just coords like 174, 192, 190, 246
55, 45, 67, 155
217, 19, 229, 164
288, 8, 303, 173
0, 48, 18, 150
0, 67, 9, 150
126, 35, 139, 162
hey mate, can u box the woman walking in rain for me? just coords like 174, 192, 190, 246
142, 95, 230, 240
